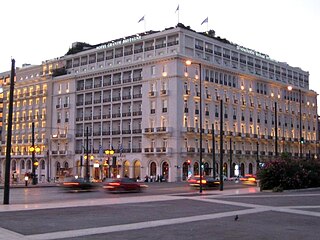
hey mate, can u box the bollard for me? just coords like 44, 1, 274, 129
24, 176, 29, 187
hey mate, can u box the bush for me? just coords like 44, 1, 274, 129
258, 158, 320, 190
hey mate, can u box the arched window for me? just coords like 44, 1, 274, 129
204, 162, 210, 176
64, 162, 69, 169
56, 162, 61, 172
150, 162, 156, 176
162, 162, 169, 180
240, 163, 245, 176
11, 160, 17, 171
194, 162, 199, 175
27, 160, 31, 170
41, 160, 45, 170
21, 160, 25, 170
248, 163, 253, 174
223, 162, 228, 176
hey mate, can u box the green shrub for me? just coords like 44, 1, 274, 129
258, 158, 320, 190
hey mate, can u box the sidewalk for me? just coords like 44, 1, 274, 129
0, 182, 59, 189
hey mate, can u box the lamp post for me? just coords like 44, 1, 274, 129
3, 59, 15, 205
212, 123, 216, 179
275, 101, 278, 157
30, 122, 40, 185
86, 126, 90, 181
316, 115, 320, 159
105, 148, 114, 178
256, 142, 259, 173
186, 60, 203, 193
288, 86, 302, 158
299, 89, 302, 159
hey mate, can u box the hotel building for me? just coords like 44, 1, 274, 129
0, 23, 318, 182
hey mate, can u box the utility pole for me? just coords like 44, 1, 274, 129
275, 102, 278, 157
86, 127, 89, 181
31, 122, 37, 185
212, 124, 216, 179
3, 59, 15, 205
229, 138, 232, 178
219, 99, 223, 191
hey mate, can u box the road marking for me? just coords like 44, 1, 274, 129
0, 227, 24, 240
190, 196, 320, 218
1, 188, 320, 239
24, 208, 267, 240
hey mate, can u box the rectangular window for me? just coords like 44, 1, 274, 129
151, 66, 156, 75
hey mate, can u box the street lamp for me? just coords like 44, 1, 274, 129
256, 142, 260, 173
288, 86, 302, 158
186, 60, 203, 193
30, 145, 41, 185
84, 154, 94, 180
105, 148, 114, 178
271, 92, 280, 157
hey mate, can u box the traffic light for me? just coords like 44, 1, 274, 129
300, 137, 304, 144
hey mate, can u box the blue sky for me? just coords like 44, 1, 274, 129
0, 0, 319, 111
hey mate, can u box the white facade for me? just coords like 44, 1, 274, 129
0, 24, 318, 182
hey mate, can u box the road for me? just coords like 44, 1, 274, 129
0, 181, 248, 205
0, 182, 319, 240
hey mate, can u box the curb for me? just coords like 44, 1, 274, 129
0, 184, 59, 189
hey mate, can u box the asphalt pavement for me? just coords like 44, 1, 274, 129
0, 182, 319, 240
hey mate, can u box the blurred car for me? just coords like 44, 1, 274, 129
215, 175, 228, 181
188, 175, 220, 189
60, 177, 98, 192
240, 174, 257, 185
103, 178, 148, 193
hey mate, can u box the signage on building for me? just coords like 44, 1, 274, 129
236, 45, 270, 60
96, 36, 142, 50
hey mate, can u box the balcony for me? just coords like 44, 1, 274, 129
132, 129, 142, 134
187, 147, 195, 153
102, 131, 111, 136
144, 128, 155, 133
160, 89, 168, 96
149, 91, 156, 97
122, 130, 131, 134
132, 111, 142, 116
122, 95, 132, 100
155, 147, 171, 154
122, 112, 131, 117
144, 148, 155, 153
133, 93, 142, 99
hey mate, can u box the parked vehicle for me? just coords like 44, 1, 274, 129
103, 178, 148, 193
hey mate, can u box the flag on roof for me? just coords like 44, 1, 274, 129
201, 17, 208, 25
138, 16, 145, 23
175, 5, 179, 13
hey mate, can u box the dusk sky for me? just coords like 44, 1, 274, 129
1, 0, 319, 111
